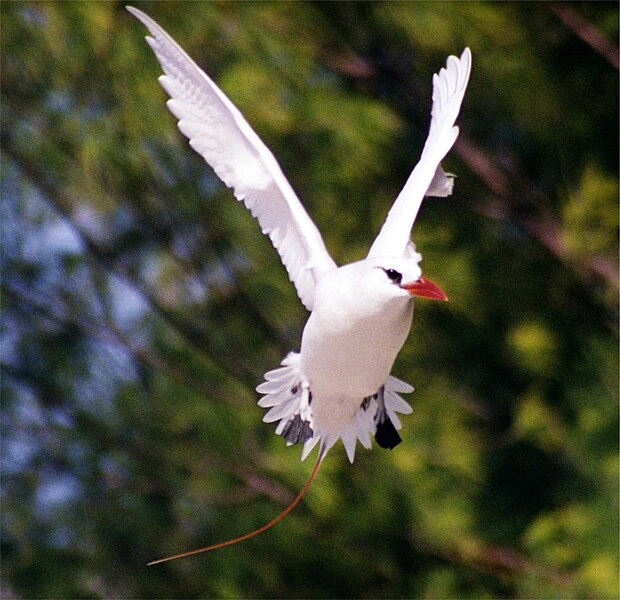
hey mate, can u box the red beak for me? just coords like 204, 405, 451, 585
401, 276, 448, 301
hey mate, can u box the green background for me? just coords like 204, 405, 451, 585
2, 2, 618, 598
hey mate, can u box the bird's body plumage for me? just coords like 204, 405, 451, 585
298, 258, 417, 460
127, 6, 471, 463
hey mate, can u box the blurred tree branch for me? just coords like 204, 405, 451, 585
1, 130, 261, 387
1, 282, 236, 406
455, 134, 618, 292
550, 2, 619, 70
413, 535, 577, 592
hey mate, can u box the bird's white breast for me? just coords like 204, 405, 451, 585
299, 262, 414, 399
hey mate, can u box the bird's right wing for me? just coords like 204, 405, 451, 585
368, 48, 471, 258
127, 7, 336, 310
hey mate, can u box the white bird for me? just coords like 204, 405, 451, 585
127, 6, 471, 564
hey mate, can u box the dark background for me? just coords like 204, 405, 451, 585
2, 2, 618, 598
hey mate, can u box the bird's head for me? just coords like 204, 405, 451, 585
366, 256, 448, 302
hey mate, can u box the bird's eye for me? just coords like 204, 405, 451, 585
384, 268, 402, 284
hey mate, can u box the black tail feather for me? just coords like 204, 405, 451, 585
375, 416, 402, 449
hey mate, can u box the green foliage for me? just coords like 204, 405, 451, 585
2, 1, 617, 598
562, 164, 619, 259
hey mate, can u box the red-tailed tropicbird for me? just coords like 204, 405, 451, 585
128, 6, 471, 563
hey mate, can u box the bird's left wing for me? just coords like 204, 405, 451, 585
127, 7, 336, 310
368, 48, 471, 258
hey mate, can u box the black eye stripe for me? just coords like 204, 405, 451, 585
383, 268, 402, 284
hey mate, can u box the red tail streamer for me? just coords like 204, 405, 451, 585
148, 449, 324, 566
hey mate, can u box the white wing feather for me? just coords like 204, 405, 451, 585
127, 7, 336, 310
368, 48, 471, 258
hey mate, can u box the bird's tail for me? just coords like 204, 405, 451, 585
147, 445, 326, 566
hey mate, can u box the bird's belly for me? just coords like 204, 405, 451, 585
299, 304, 413, 399
301, 336, 391, 397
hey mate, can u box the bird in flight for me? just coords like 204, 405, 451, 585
127, 6, 471, 564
